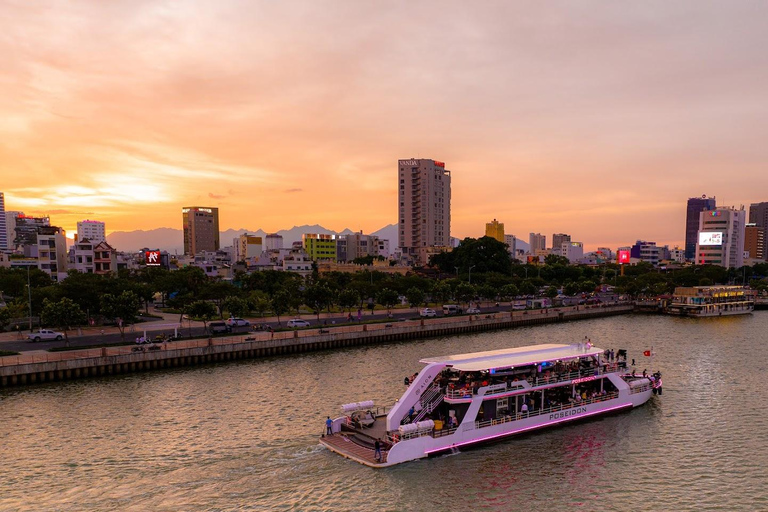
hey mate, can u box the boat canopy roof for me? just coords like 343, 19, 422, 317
420, 343, 603, 372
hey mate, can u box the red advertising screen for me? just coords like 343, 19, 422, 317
145, 251, 161, 266
617, 250, 630, 264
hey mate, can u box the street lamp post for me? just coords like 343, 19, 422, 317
469, 265, 476, 285
27, 266, 33, 331
454, 266, 459, 278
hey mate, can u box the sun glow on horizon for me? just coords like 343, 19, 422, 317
2, 1, 768, 249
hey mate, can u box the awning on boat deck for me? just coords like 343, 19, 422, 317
420, 343, 605, 372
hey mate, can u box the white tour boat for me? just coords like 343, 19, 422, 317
666, 285, 755, 317
320, 342, 661, 467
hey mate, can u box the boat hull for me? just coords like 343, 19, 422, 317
667, 306, 753, 317
384, 388, 652, 466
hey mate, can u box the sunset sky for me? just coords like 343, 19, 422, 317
3, 1, 768, 251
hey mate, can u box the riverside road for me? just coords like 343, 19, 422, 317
0, 306, 499, 353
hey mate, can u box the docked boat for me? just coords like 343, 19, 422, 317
666, 285, 755, 317
320, 342, 661, 467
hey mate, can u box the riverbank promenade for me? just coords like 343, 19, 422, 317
0, 304, 632, 387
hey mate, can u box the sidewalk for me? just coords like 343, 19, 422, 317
0, 302, 509, 344
0, 311, 203, 344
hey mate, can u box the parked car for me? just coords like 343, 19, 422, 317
512, 303, 526, 310
28, 329, 64, 342
209, 321, 232, 334
287, 319, 311, 328
466, 307, 481, 314
420, 308, 437, 317
226, 317, 251, 327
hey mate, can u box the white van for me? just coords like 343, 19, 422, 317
442, 305, 462, 315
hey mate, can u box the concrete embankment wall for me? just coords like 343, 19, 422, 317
0, 305, 632, 388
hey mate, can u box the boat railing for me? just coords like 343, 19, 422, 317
388, 426, 438, 443
482, 382, 522, 397
387, 392, 621, 444
444, 365, 624, 400
445, 387, 475, 400
628, 382, 653, 394
473, 391, 620, 430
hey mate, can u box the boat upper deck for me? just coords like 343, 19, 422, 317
671, 285, 755, 300
420, 343, 603, 372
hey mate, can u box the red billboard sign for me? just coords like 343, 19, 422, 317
145, 251, 161, 266
617, 250, 630, 264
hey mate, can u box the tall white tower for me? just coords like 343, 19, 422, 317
77, 220, 106, 243
397, 159, 451, 265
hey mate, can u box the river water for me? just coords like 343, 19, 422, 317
2, 313, 767, 511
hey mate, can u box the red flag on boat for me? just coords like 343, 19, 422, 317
643, 350, 652, 357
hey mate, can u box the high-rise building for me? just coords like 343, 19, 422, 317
77, 220, 106, 244
5, 211, 22, 250
0, 192, 6, 251
237, 234, 263, 261
561, 242, 584, 263
630, 240, 661, 266
398, 158, 451, 265
504, 234, 517, 258
182, 207, 220, 256
685, 195, 716, 260
13, 215, 51, 247
264, 233, 283, 251
302, 233, 336, 261
743, 223, 765, 261
529, 233, 546, 253
749, 202, 768, 231
695, 206, 745, 268
337, 231, 380, 262
667, 247, 685, 263
377, 239, 391, 258
552, 233, 571, 250
36, 228, 68, 281
596, 247, 614, 261
485, 219, 504, 243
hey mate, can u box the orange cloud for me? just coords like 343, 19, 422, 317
2, 1, 768, 250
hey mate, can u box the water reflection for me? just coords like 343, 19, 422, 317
2, 313, 768, 510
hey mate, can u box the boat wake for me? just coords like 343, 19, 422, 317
438, 446, 461, 458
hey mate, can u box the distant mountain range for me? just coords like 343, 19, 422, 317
107, 224, 399, 254
105, 222, 529, 254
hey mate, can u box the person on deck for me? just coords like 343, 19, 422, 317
374, 438, 382, 462
325, 416, 333, 436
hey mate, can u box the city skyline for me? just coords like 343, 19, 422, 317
3, 2, 768, 251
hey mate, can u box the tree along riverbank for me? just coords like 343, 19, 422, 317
0, 304, 632, 388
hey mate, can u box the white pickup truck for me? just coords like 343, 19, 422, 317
27, 329, 64, 342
